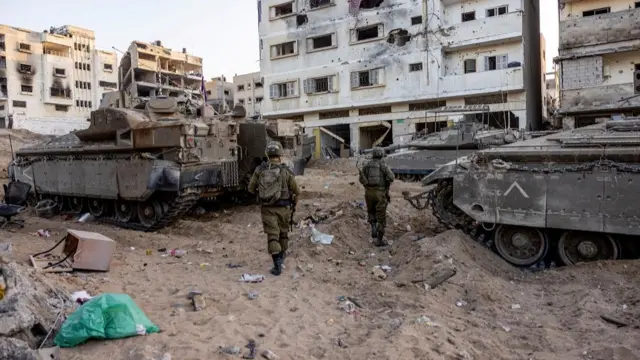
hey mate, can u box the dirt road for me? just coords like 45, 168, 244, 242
2, 159, 639, 360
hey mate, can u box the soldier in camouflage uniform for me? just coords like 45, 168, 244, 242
359, 147, 395, 246
248, 143, 300, 276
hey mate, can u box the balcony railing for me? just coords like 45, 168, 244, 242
439, 11, 522, 50
559, 8, 640, 51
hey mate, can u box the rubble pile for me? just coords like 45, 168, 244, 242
0, 259, 70, 359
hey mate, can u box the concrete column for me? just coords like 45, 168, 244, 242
350, 123, 360, 154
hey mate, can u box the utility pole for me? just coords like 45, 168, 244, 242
523, 0, 543, 131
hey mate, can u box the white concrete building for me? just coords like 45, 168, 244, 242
233, 71, 264, 118
258, 0, 547, 153
205, 76, 234, 113
555, 0, 640, 129
545, 71, 558, 119
0, 24, 117, 134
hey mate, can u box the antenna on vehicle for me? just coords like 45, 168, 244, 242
8, 134, 15, 180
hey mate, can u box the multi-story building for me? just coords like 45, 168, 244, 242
545, 71, 558, 119
118, 40, 204, 103
555, 0, 640, 129
205, 76, 234, 113
0, 24, 117, 134
233, 71, 264, 118
258, 0, 547, 152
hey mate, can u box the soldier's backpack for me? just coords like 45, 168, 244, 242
363, 160, 385, 187
258, 164, 285, 205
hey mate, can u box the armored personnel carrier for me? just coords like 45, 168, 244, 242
362, 121, 532, 182
404, 120, 640, 267
8, 96, 242, 231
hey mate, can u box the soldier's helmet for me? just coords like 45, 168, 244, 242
265, 142, 284, 157
371, 147, 385, 159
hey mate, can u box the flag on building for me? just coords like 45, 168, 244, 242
201, 76, 207, 102
348, 0, 362, 16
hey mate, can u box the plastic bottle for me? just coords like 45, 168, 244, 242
169, 249, 186, 258
0, 276, 6, 300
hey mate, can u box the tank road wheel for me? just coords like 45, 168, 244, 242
115, 201, 135, 223
67, 197, 84, 214
494, 225, 549, 267
557, 231, 620, 266
137, 200, 164, 228
88, 199, 107, 217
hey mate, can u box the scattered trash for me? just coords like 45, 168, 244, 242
374, 265, 392, 273
248, 291, 259, 300
0, 242, 11, 255
339, 300, 356, 314
199, 263, 211, 268
0, 275, 5, 300
169, 249, 186, 258
188, 291, 205, 311
77, 213, 93, 223
262, 349, 280, 360
54, 293, 160, 347
310, 227, 334, 245
456, 300, 467, 307
498, 323, 511, 332
337, 338, 348, 348
371, 266, 387, 280
422, 267, 457, 290
240, 274, 265, 283
326, 318, 334, 325
243, 339, 257, 359
406, 224, 412, 232
37, 229, 51, 238
511, 304, 521, 310
415, 315, 435, 326
227, 263, 243, 269
71, 291, 93, 305
622, 304, 628, 310
146, 249, 152, 256
219, 346, 241, 355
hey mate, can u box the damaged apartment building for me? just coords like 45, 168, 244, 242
555, 0, 640, 128
234, 71, 264, 119
0, 24, 118, 134
117, 41, 204, 106
257, 0, 547, 154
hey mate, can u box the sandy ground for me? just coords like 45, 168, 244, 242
1, 136, 640, 360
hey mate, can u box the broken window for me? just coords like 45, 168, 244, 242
636, 2, 639, 8
270, 41, 297, 58
271, 2, 294, 19
462, 11, 476, 22
13, 100, 26, 108
464, 59, 476, 73
55, 105, 69, 112
238, 85, 245, 91
582, 7, 610, 16
21, 85, 33, 93
224, 90, 230, 96
359, 106, 391, 116
351, 68, 381, 88
269, 81, 298, 98
0, 34, 5, 51
409, 63, 423, 72
359, 0, 384, 9
256, 96, 263, 102
310, 0, 332, 9
54, 68, 66, 76
99, 81, 117, 88
411, 16, 422, 25
104, 64, 113, 71
308, 34, 335, 51
239, 99, 245, 105
296, 14, 308, 27
255, 82, 263, 88
51, 87, 71, 98
0, 77, 7, 97
486, 6, 507, 17
0, 56, 5, 69
18, 64, 32, 74
409, 100, 445, 111
387, 29, 411, 46
18, 42, 31, 52
484, 55, 508, 71
303, 76, 334, 94
354, 24, 382, 42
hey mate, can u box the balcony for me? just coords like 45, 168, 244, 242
40, 32, 73, 49
44, 87, 73, 106
440, 67, 524, 96
559, 83, 640, 114
560, 8, 640, 52
438, 11, 522, 50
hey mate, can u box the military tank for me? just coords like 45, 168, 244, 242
361, 121, 538, 182
404, 119, 640, 267
8, 96, 243, 231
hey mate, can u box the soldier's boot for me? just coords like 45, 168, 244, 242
370, 221, 378, 238
270, 253, 283, 276
374, 226, 388, 247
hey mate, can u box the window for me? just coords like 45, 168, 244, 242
55, 105, 69, 112
636, 2, 639, 8
303, 75, 335, 94
409, 63, 423, 72
0, 56, 6, 69
206, 90, 212, 95
247, 83, 252, 89
18, 42, 31, 52
350, 68, 382, 88
54, 68, 66, 77
238, 85, 245, 91
269, 81, 298, 99
0, 105, 4, 111
270, 41, 297, 58
82, 63, 86, 71
411, 16, 423, 25
76, 100, 80, 107
310, 0, 332, 9
256, 97, 263, 102
104, 64, 113, 71
307, 33, 336, 51
270, 2, 294, 19
484, 55, 508, 71
21, 85, 33, 93
51, 87, 71, 98
582, 7, 610, 16
13, 101, 26, 108
99, 81, 117, 88
462, 11, 476, 22
486, 6, 507, 17
464, 59, 477, 73
247, 97, 252, 103
255, 82, 263, 88
224, 90, 230, 96
354, 24, 382, 42
239, 99, 245, 105
18, 64, 32, 74
635, 64, 640, 71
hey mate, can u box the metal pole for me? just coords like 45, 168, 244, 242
523, 0, 542, 131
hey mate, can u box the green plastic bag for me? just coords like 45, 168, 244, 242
54, 293, 160, 348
